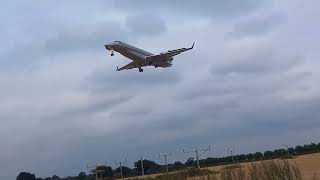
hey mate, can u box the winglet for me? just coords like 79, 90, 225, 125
191, 42, 195, 49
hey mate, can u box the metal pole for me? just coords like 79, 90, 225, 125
228, 149, 234, 163
284, 144, 290, 155
231, 150, 234, 163
164, 155, 168, 173
196, 148, 200, 169
159, 153, 172, 173
183, 146, 210, 169
141, 156, 144, 176
95, 164, 98, 180
120, 162, 123, 179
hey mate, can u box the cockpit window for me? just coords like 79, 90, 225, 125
114, 41, 122, 43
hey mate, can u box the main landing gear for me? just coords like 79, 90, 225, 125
111, 51, 114, 56
138, 67, 144, 72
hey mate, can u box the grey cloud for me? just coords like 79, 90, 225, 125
86, 66, 181, 93
125, 14, 167, 36
182, 68, 310, 103
109, 103, 153, 120
115, 0, 270, 19
46, 95, 134, 126
176, 50, 305, 107
171, 87, 320, 143
2, 24, 124, 71
178, 43, 309, 104
211, 47, 302, 76
45, 22, 128, 54
227, 98, 320, 138
227, 12, 287, 38
211, 55, 301, 76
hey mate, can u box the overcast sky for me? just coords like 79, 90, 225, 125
1, 0, 320, 179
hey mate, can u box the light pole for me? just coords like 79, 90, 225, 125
183, 146, 211, 169
228, 149, 235, 163
159, 153, 172, 173
140, 155, 145, 176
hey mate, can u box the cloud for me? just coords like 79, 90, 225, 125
0, 2, 125, 69
227, 12, 287, 39
86, 64, 181, 93
125, 14, 167, 36
44, 22, 128, 54
115, 0, 269, 19
211, 44, 301, 76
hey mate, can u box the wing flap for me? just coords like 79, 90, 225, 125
116, 62, 140, 71
145, 54, 168, 61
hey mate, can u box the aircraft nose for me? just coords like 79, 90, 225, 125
104, 45, 110, 50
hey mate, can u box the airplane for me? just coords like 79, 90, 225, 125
104, 41, 194, 72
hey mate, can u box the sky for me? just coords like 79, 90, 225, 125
1, 0, 320, 179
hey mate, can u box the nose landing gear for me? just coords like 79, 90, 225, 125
138, 67, 144, 72
111, 50, 114, 56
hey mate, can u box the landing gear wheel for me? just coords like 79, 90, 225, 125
111, 51, 114, 56
139, 68, 143, 72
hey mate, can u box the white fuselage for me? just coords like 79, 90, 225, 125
105, 41, 173, 68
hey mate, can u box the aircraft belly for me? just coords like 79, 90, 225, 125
120, 49, 145, 63
152, 60, 172, 67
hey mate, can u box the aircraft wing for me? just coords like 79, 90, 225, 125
116, 61, 140, 71
146, 42, 195, 61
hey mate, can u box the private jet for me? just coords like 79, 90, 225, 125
104, 41, 194, 72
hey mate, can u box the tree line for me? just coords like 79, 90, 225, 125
17, 142, 320, 180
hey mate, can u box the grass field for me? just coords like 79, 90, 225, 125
121, 153, 320, 180
205, 153, 320, 180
